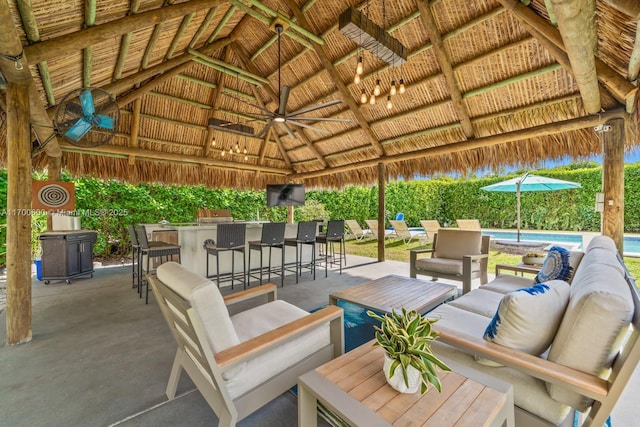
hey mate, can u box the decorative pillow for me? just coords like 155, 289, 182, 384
483, 280, 571, 355
534, 246, 574, 284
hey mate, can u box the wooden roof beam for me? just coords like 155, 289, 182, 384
58, 142, 292, 175
23, 0, 228, 64
417, 0, 474, 138
602, 0, 640, 19
0, 0, 61, 158
283, 0, 385, 158
292, 108, 627, 180
629, 22, 640, 82
548, 0, 600, 114
188, 6, 218, 49
497, 0, 637, 111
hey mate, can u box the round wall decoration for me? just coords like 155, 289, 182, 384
31, 180, 75, 211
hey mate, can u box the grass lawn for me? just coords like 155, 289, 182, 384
345, 238, 640, 282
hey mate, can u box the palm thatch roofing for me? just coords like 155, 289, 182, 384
0, 0, 639, 189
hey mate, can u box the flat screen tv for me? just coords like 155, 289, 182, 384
266, 184, 305, 207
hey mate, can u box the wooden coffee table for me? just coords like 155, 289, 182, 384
298, 341, 514, 426
329, 275, 457, 315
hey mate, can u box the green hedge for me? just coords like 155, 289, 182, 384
1, 162, 640, 266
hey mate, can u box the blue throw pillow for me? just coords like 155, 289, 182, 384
534, 246, 573, 284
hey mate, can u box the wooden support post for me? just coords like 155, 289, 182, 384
377, 162, 386, 262
601, 118, 625, 253
6, 82, 33, 345
287, 206, 294, 224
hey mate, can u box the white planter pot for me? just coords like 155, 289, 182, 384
383, 353, 421, 394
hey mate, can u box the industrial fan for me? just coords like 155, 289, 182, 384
53, 87, 119, 147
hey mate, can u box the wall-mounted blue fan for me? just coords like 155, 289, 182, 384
54, 87, 119, 147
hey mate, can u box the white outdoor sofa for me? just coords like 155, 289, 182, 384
148, 262, 344, 427
426, 235, 640, 427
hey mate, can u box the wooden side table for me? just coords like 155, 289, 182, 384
299, 342, 514, 427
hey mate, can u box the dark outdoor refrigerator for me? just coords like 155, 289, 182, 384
39, 231, 98, 284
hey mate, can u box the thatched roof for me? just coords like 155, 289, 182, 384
0, 0, 638, 189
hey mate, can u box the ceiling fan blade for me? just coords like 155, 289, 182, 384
256, 121, 274, 139
287, 99, 342, 117
65, 118, 93, 142
287, 119, 331, 135
79, 89, 95, 117
288, 117, 352, 122
281, 122, 297, 139
94, 114, 115, 130
225, 94, 274, 116
279, 85, 291, 116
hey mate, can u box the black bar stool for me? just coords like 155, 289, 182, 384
284, 221, 317, 283
204, 223, 246, 290
136, 225, 181, 304
248, 222, 286, 287
127, 224, 140, 289
316, 219, 346, 277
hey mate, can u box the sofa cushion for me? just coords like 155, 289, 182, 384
447, 288, 504, 318
534, 246, 580, 284
484, 280, 570, 355
227, 300, 330, 398
482, 274, 534, 294
157, 262, 240, 354
414, 257, 479, 276
434, 229, 482, 260
546, 261, 633, 411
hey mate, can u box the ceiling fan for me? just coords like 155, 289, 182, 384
244, 23, 351, 139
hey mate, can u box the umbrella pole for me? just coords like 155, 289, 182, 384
517, 186, 521, 242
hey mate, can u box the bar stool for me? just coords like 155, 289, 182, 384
127, 224, 140, 289
204, 223, 246, 289
136, 225, 181, 304
248, 222, 286, 287
284, 221, 317, 283
316, 219, 346, 277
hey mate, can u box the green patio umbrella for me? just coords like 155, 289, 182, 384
481, 173, 581, 241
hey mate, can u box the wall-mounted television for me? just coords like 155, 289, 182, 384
266, 184, 305, 207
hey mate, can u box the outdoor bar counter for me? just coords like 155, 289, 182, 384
142, 222, 302, 280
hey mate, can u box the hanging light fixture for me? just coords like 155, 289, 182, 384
211, 135, 216, 146
374, 79, 381, 96
354, 73, 361, 84
399, 78, 406, 94
386, 95, 393, 110
360, 88, 368, 104
390, 80, 397, 96
369, 94, 376, 105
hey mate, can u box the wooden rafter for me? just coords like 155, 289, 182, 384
629, 22, 640, 82
142, 23, 164, 70
283, 0, 385, 158
549, 0, 600, 114
417, 0, 474, 138
202, 46, 230, 158
188, 6, 218, 48
602, 0, 640, 19
23, 0, 227, 64
292, 109, 626, 180
497, 0, 636, 109
83, 0, 96, 87
113, 1, 141, 80
0, 0, 61, 157
166, 13, 195, 60
128, 98, 142, 165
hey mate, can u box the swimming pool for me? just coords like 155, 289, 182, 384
480, 230, 640, 254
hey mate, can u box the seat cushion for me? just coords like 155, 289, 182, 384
227, 300, 330, 399
157, 262, 240, 354
415, 257, 480, 276
481, 274, 534, 294
447, 289, 504, 318
434, 229, 482, 260
484, 280, 570, 355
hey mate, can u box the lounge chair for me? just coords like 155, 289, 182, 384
456, 219, 481, 230
364, 219, 395, 240
149, 262, 344, 426
344, 220, 373, 240
388, 220, 423, 244
418, 220, 440, 243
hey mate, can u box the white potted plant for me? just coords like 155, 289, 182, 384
368, 308, 450, 394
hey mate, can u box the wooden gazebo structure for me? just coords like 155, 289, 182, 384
1, 0, 638, 343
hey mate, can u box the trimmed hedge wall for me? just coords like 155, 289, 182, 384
1, 162, 639, 266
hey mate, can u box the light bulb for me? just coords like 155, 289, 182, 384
235, 142, 240, 153
354, 74, 361, 85
399, 79, 406, 94
356, 56, 363, 75
360, 89, 368, 104
244, 155, 248, 161
369, 94, 376, 105
373, 79, 381, 96
211, 137, 216, 146
386, 95, 393, 110
243, 147, 247, 154
221, 149, 225, 157
390, 80, 397, 96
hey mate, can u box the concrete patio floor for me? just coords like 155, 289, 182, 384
0, 256, 639, 426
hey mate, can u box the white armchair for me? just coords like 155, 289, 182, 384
149, 262, 344, 427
